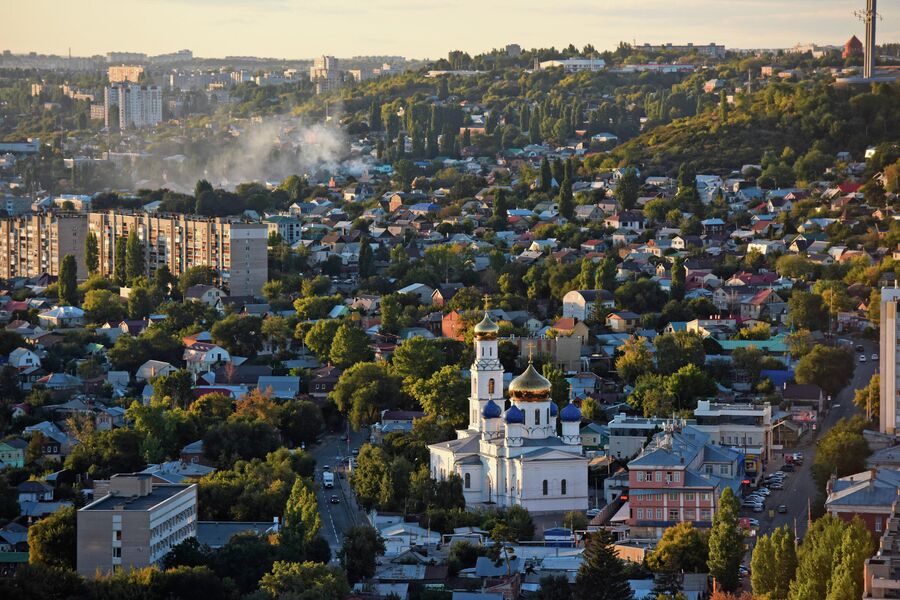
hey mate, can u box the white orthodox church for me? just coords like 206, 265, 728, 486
428, 312, 589, 513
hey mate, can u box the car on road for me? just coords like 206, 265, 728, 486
781, 464, 795, 472
777, 505, 788, 513
755, 488, 770, 496
773, 471, 786, 477
873, 353, 879, 361
351, 449, 359, 456
856, 344, 865, 353
746, 518, 760, 527
860, 355, 867, 363
769, 481, 784, 490
329, 495, 340, 504
739, 565, 751, 577
586, 508, 600, 518
322, 465, 330, 471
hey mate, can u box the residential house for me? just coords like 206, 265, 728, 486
183, 342, 230, 375
0, 438, 27, 468
740, 289, 785, 321
309, 365, 341, 402
604, 211, 645, 232
562, 290, 615, 322
136, 360, 177, 382
184, 285, 225, 307
38, 306, 85, 328
606, 310, 640, 333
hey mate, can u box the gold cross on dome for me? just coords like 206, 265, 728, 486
527, 341, 536, 362
483, 294, 491, 311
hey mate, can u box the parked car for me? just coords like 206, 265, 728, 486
770, 482, 784, 490
856, 344, 865, 353
586, 508, 600, 518
860, 355, 867, 363
756, 488, 770, 496
777, 505, 788, 513
873, 353, 879, 361
781, 464, 795, 472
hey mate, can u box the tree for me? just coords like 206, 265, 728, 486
787, 291, 828, 331
776, 254, 816, 281
58, 254, 77, 305
329, 322, 374, 368
83, 288, 126, 323
153, 369, 195, 408
330, 362, 403, 428
65, 428, 146, 478
392, 336, 445, 384
195, 179, 213, 199
794, 345, 854, 397
826, 519, 873, 600
853, 374, 879, 421
596, 256, 617, 291
261, 315, 292, 352
654, 331, 706, 375
750, 530, 778, 597
563, 511, 589, 531
615, 336, 653, 385
178, 265, 218, 295
0, 476, 20, 521
575, 530, 634, 600
281, 478, 321, 556
211, 314, 263, 356
537, 574, 573, 600
670, 257, 685, 301
28, 505, 76, 570
114, 237, 128, 285
630, 373, 674, 417
303, 318, 342, 361
731, 346, 765, 386
811, 417, 871, 490
410, 365, 468, 426
785, 329, 814, 358
125, 229, 144, 284
646, 522, 709, 575
85, 231, 99, 275
789, 515, 870, 600
665, 364, 715, 410
127, 285, 153, 319
707, 487, 743, 593
540, 157, 552, 192
358, 237, 375, 279
614, 167, 640, 211
338, 526, 385, 584
259, 560, 350, 600
279, 399, 325, 448
558, 175, 574, 220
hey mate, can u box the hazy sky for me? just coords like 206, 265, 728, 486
3, 0, 898, 59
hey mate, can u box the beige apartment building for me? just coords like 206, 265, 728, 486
88, 211, 268, 296
77, 473, 197, 577
107, 65, 144, 83
0, 213, 88, 279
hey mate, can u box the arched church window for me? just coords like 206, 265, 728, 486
464, 473, 471, 489
561, 479, 567, 495
542, 480, 548, 496
488, 379, 495, 395
535, 410, 540, 425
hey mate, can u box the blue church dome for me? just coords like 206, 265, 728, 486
550, 402, 559, 417
560, 402, 582, 422
482, 399, 502, 419
504, 405, 525, 424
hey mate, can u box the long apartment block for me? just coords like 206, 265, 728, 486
0, 212, 268, 296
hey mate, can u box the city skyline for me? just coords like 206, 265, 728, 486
3, 0, 899, 60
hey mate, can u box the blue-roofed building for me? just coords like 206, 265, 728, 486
626, 424, 744, 538
826, 468, 900, 537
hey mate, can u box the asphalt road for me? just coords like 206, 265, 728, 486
307, 426, 369, 559
743, 335, 877, 548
